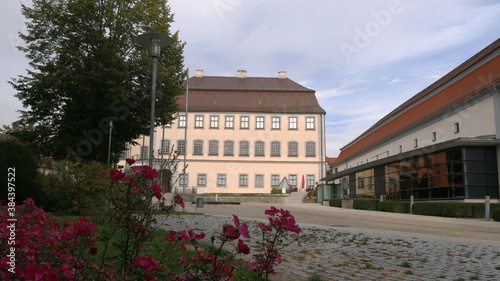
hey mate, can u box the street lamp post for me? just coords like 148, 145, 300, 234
107, 119, 113, 167
138, 32, 173, 168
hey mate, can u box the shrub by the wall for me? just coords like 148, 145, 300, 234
378, 201, 410, 213
38, 160, 111, 217
329, 198, 343, 208
412, 202, 485, 218
491, 204, 500, 220
353, 198, 379, 211
492, 208, 500, 221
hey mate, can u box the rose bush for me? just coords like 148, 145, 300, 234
0, 159, 301, 280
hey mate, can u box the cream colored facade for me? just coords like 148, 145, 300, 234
119, 72, 326, 194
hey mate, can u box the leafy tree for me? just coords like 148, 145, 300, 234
10, 0, 186, 163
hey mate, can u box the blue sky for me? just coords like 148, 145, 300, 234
1, 0, 499, 157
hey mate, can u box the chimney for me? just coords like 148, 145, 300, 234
237, 70, 247, 78
278, 71, 286, 78
195, 69, 203, 77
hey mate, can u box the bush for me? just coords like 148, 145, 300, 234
0, 139, 46, 205
329, 198, 343, 207
412, 202, 486, 218
353, 198, 379, 211
37, 160, 111, 217
271, 187, 282, 194
0, 160, 302, 280
378, 201, 410, 213
492, 208, 500, 221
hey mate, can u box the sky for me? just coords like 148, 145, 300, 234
1, 0, 499, 157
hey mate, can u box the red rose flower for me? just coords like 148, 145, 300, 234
237, 239, 250, 254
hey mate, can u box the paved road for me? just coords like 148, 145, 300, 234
169, 201, 500, 280
184, 201, 500, 246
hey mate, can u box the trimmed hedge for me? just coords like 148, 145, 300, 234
327, 198, 500, 221
329, 198, 343, 208
353, 198, 379, 211
492, 208, 500, 221
411, 202, 500, 218
378, 201, 410, 213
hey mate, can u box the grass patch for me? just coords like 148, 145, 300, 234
56, 214, 194, 277
400, 261, 412, 268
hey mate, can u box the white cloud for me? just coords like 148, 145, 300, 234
389, 78, 402, 84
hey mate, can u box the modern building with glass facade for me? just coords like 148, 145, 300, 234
322, 39, 500, 202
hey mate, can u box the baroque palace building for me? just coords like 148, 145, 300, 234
321, 39, 500, 202
120, 70, 326, 194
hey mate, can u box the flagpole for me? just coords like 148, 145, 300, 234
182, 71, 189, 210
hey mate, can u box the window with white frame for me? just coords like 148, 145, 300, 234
239, 141, 249, 156
140, 146, 149, 159
193, 140, 203, 155
224, 141, 234, 156
271, 141, 280, 156
161, 140, 170, 154
306, 117, 315, 130
225, 116, 234, 129
271, 117, 280, 130
307, 175, 315, 188
210, 116, 219, 129
255, 141, 265, 156
289, 117, 298, 130
256, 116, 265, 130
271, 174, 280, 188
288, 141, 298, 157
240, 116, 249, 129
239, 174, 248, 188
178, 115, 186, 128
120, 146, 132, 159
177, 140, 185, 155
179, 174, 188, 188
209, 140, 219, 155
197, 174, 206, 187
454, 122, 460, 134
195, 115, 204, 128
255, 174, 264, 188
289, 174, 297, 188
305, 142, 315, 157
217, 174, 227, 187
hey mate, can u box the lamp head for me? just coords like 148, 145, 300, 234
138, 32, 173, 57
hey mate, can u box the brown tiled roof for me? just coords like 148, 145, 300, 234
186, 76, 314, 92
325, 157, 337, 163
177, 76, 325, 114
333, 38, 500, 165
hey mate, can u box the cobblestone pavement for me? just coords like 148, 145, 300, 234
159, 212, 500, 281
